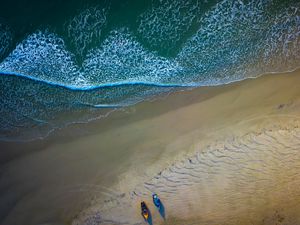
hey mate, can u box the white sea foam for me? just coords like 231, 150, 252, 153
67, 6, 108, 57
0, 0, 299, 88
0, 29, 184, 88
263, 5, 300, 69
176, 0, 300, 85
177, 0, 268, 81
83, 28, 185, 85
137, 0, 201, 51
0, 30, 82, 85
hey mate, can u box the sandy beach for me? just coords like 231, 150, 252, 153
1, 69, 300, 225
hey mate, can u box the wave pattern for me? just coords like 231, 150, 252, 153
0, 31, 81, 85
83, 29, 185, 85
137, 0, 203, 53
177, 0, 300, 84
67, 6, 109, 57
72, 124, 300, 225
0, 0, 299, 140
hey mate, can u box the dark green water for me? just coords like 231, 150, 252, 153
0, 0, 299, 141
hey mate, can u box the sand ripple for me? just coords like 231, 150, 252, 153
73, 122, 300, 225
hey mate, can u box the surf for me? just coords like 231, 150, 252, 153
0, 0, 299, 141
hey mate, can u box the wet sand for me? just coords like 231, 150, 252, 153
1, 70, 300, 225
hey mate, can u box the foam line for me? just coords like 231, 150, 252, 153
0, 71, 195, 91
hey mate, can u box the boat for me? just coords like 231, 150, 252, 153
141, 201, 149, 220
152, 193, 161, 209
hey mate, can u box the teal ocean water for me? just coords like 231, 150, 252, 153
0, 0, 299, 141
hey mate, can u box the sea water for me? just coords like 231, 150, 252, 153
0, 0, 299, 141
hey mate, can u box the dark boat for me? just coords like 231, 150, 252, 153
141, 201, 149, 220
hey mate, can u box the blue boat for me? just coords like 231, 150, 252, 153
152, 194, 161, 209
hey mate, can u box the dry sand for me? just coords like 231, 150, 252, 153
0, 70, 300, 225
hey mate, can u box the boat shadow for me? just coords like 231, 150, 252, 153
145, 210, 153, 225
158, 201, 166, 220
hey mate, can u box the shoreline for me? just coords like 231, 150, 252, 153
1, 66, 300, 145
0, 69, 300, 225
1, 66, 299, 91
